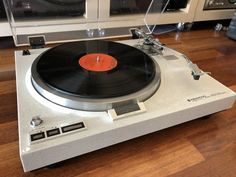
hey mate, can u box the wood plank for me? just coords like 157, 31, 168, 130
0, 121, 18, 144
14, 139, 204, 177
88, 139, 204, 177
189, 120, 236, 158
0, 142, 24, 177
0, 93, 17, 123
0, 70, 15, 81
229, 85, 236, 92
0, 80, 16, 95
0, 141, 19, 162
0, 49, 15, 66
168, 141, 236, 177
187, 49, 224, 61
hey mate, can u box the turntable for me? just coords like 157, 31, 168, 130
4, 0, 236, 172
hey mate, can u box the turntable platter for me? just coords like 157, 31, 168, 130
31, 40, 161, 111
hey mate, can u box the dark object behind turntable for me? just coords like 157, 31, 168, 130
227, 11, 236, 40
0, 1, 7, 19
3, 0, 85, 19
110, 0, 188, 15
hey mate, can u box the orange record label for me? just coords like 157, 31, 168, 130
79, 53, 118, 72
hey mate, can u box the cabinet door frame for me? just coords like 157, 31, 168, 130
97, 0, 198, 29
194, 0, 236, 21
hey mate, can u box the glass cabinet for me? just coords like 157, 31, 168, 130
98, 0, 196, 29
3, 0, 197, 45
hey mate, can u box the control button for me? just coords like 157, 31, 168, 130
46, 128, 60, 137
30, 132, 45, 141
30, 116, 43, 127
61, 122, 85, 133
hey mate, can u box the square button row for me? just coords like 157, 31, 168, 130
30, 122, 85, 142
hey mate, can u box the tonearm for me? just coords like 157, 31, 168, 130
133, 28, 207, 80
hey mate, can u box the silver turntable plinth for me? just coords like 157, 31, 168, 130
15, 39, 236, 172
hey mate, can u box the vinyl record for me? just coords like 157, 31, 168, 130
31, 40, 161, 111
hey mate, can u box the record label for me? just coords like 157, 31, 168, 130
79, 53, 117, 72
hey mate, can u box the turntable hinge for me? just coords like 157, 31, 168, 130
28, 35, 46, 49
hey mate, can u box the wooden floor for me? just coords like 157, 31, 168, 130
0, 29, 236, 177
